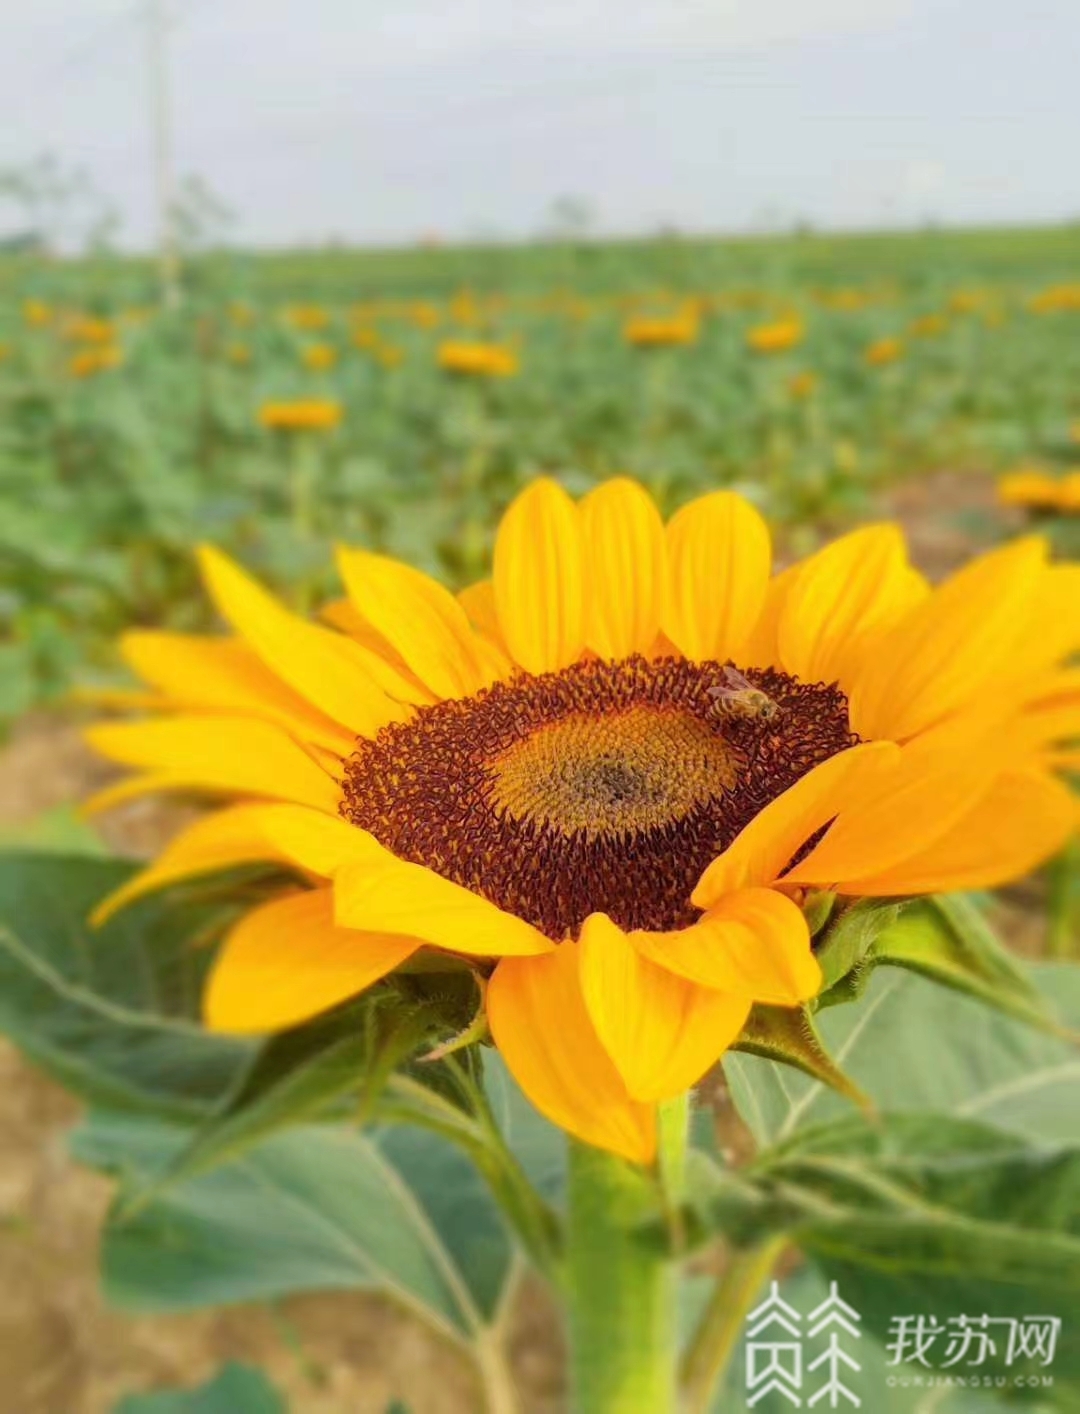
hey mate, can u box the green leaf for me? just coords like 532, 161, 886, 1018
724, 962, 1080, 1149
871, 893, 1066, 1036
0, 853, 254, 1117
113, 1362, 285, 1414
128, 983, 454, 1208
692, 1113, 1080, 1379
73, 1108, 515, 1341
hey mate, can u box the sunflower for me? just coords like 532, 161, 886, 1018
864, 336, 904, 367
86, 479, 1080, 1164
257, 398, 343, 432
437, 340, 519, 378
998, 468, 1080, 514
746, 318, 804, 354
623, 310, 699, 349
786, 371, 818, 399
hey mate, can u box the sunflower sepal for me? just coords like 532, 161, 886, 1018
729, 1002, 874, 1117
801, 888, 837, 937
812, 896, 904, 998
863, 892, 1074, 1040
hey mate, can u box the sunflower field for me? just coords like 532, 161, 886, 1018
0, 225, 1079, 1414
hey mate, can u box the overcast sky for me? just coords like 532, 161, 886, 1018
2, 0, 1077, 249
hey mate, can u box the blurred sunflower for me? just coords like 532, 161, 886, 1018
909, 313, 948, 338
70, 345, 123, 378
301, 342, 337, 371
66, 315, 117, 345
623, 309, 699, 348
23, 298, 52, 327
746, 317, 804, 354
87, 480, 1080, 1163
787, 370, 818, 399
865, 336, 904, 367
998, 468, 1080, 514
258, 398, 342, 431
437, 340, 518, 377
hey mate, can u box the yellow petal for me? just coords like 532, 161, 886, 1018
846, 537, 1046, 741
487, 947, 656, 1164
336, 547, 497, 699
693, 743, 898, 905
580, 478, 666, 659
85, 716, 340, 812
204, 888, 417, 1034
739, 565, 799, 671
120, 632, 355, 754
662, 490, 772, 662
782, 711, 1008, 890
1010, 670, 1080, 759
334, 853, 553, 957
493, 478, 585, 674
629, 889, 820, 1003
458, 580, 504, 647
1003, 565, 1080, 679
846, 769, 1077, 895
90, 803, 297, 926
578, 913, 750, 1102
82, 772, 185, 817
198, 545, 416, 733
776, 525, 928, 687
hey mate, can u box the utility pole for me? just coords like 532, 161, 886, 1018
146, 0, 180, 307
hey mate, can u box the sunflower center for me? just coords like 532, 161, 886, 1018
488, 705, 740, 839
340, 656, 855, 940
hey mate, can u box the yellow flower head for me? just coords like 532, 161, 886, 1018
623, 309, 699, 349
908, 313, 948, 338
258, 398, 343, 432
283, 304, 330, 331
66, 315, 117, 345
998, 468, 1080, 515
787, 370, 818, 399
1028, 284, 1080, 315
301, 342, 337, 371
437, 340, 519, 378
86, 478, 1080, 1165
226, 342, 252, 367
864, 336, 904, 367
948, 289, 987, 314
69, 345, 123, 378
746, 318, 804, 354
23, 298, 52, 327
352, 326, 381, 350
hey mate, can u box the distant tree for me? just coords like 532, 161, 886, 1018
0, 152, 120, 254
170, 173, 235, 254
546, 195, 596, 242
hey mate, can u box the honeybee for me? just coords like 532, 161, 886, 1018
707, 665, 780, 722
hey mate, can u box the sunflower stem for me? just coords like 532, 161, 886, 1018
679, 1237, 788, 1414
1047, 840, 1080, 960
566, 1138, 677, 1414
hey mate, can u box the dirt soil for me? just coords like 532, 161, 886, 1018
0, 467, 1040, 1413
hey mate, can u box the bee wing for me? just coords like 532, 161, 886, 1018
720, 665, 755, 692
